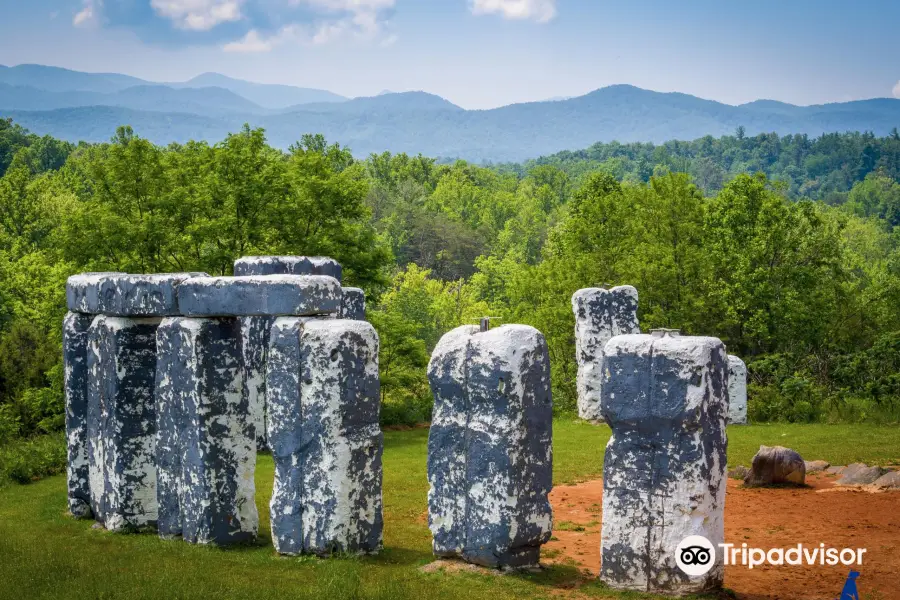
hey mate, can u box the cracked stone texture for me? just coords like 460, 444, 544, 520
155, 317, 258, 545
177, 275, 341, 317
571, 287, 640, 423
727, 355, 748, 425
64, 312, 95, 519
340, 288, 366, 321
744, 446, 806, 487
87, 315, 161, 531
233, 256, 343, 282
232, 256, 341, 451
267, 318, 383, 556
600, 332, 728, 594
67, 273, 205, 316
836, 463, 888, 486
427, 324, 553, 568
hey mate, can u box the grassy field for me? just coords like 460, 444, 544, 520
1, 420, 898, 600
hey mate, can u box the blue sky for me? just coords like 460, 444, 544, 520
0, 0, 898, 109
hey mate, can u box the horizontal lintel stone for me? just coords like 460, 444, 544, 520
176, 275, 341, 317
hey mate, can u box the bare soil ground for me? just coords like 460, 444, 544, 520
544, 473, 900, 599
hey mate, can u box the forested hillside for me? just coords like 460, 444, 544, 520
2, 118, 899, 470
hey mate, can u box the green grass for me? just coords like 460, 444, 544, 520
0, 420, 898, 599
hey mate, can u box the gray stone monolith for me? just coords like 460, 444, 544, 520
727, 355, 748, 425
340, 287, 366, 321
267, 318, 383, 555
155, 317, 258, 545
600, 330, 727, 594
232, 256, 343, 450
427, 325, 553, 568
571, 286, 640, 422
63, 311, 95, 519
87, 315, 161, 531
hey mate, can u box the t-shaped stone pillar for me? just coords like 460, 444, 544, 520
600, 329, 727, 594
571, 286, 640, 422
727, 355, 748, 425
267, 318, 383, 555
232, 257, 344, 450
427, 324, 553, 568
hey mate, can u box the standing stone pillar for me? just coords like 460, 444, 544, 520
233, 256, 343, 450
171, 274, 341, 546
600, 330, 728, 594
267, 318, 383, 555
83, 273, 201, 531
155, 317, 257, 545
64, 272, 124, 519
571, 286, 640, 422
340, 287, 366, 321
427, 325, 553, 568
727, 355, 748, 425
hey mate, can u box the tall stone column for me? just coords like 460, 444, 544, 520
232, 256, 344, 450
727, 355, 748, 425
267, 318, 383, 556
571, 286, 640, 422
600, 330, 728, 594
427, 324, 553, 568
80, 273, 201, 531
155, 317, 257, 545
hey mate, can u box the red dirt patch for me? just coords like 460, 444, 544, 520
544, 474, 900, 599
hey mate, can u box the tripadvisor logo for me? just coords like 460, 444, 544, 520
675, 536, 868, 575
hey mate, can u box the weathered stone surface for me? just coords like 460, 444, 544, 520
68, 273, 205, 316
804, 460, 831, 473
726, 355, 748, 425
340, 287, 366, 321
873, 470, 900, 489
600, 331, 728, 594
234, 256, 343, 282
240, 316, 275, 451
427, 325, 553, 568
177, 275, 340, 317
267, 318, 383, 556
87, 316, 160, 531
825, 465, 846, 475
155, 317, 258, 545
571, 286, 639, 423
744, 446, 806, 487
64, 312, 95, 519
836, 463, 888, 486
65, 272, 126, 314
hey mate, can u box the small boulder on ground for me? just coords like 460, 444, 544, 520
825, 465, 846, 475
836, 463, 889, 486
805, 460, 831, 473
873, 471, 900, 489
728, 465, 750, 480
744, 445, 806, 487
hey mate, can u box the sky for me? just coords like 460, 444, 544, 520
0, 0, 898, 109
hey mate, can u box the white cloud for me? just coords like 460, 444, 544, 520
73, 0, 99, 27
151, 0, 244, 31
893, 80, 900, 99
470, 0, 557, 23
223, 0, 396, 51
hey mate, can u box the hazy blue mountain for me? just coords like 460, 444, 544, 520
4, 83, 899, 162
0, 83, 264, 117
0, 64, 149, 93
281, 91, 462, 114
173, 72, 346, 109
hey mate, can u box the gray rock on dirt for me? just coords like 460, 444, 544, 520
744, 446, 806, 486
836, 463, 888, 486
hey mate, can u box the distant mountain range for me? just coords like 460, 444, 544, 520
2, 64, 899, 162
